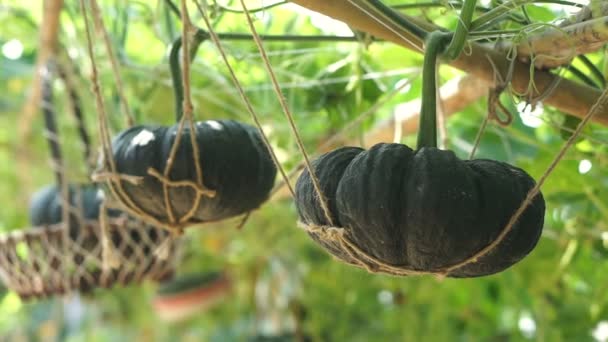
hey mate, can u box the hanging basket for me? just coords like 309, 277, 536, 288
0, 216, 180, 300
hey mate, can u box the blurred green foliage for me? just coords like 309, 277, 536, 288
1, 0, 608, 341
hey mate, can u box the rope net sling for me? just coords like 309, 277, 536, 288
86, 0, 245, 236
0, 217, 180, 300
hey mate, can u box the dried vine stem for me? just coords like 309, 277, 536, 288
515, 4, 608, 69
81, 0, 142, 225
156, 1, 213, 228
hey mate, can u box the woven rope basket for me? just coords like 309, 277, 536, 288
0, 216, 180, 300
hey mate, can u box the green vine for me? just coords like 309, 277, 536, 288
444, 0, 477, 61
168, 30, 208, 122
417, 31, 452, 149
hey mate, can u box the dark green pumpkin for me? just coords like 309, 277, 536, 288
28, 184, 105, 293
295, 143, 545, 278
29, 184, 103, 229
29, 183, 162, 247
27, 184, 164, 290
105, 119, 277, 225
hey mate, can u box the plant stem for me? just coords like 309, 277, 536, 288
164, 0, 180, 17
215, 0, 287, 13
470, 0, 531, 30
567, 65, 600, 88
367, 0, 428, 39
169, 29, 209, 122
578, 55, 606, 88
417, 31, 451, 149
164, 0, 177, 41
169, 36, 185, 122
444, 0, 477, 61
471, 0, 583, 30
209, 32, 365, 42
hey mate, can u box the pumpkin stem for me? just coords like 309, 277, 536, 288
417, 0, 476, 148
169, 30, 209, 122
417, 31, 451, 149
443, 0, 477, 61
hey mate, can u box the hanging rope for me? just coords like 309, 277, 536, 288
90, 0, 134, 127
238, 0, 335, 226
192, 0, 296, 200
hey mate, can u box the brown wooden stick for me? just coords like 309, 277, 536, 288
18, 0, 64, 140
16, 0, 64, 201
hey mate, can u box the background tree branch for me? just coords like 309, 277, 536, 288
515, 14, 608, 69
15, 0, 63, 200
17, 0, 64, 140
289, 0, 608, 126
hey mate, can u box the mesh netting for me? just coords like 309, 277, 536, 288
0, 215, 180, 300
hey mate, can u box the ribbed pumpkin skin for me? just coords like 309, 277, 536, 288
295, 143, 545, 278
29, 184, 102, 227
295, 147, 364, 264
108, 119, 277, 224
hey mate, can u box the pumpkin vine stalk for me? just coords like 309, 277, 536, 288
169, 31, 207, 122
443, 0, 477, 61
368, 0, 428, 40
417, 31, 451, 149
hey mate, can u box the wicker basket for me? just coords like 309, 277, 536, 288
0, 216, 180, 300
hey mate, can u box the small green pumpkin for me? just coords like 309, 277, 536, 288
29, 184, 103, 229
99, 34, 277, 228
104, 119, 277, 226
28, 183, 161, 251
